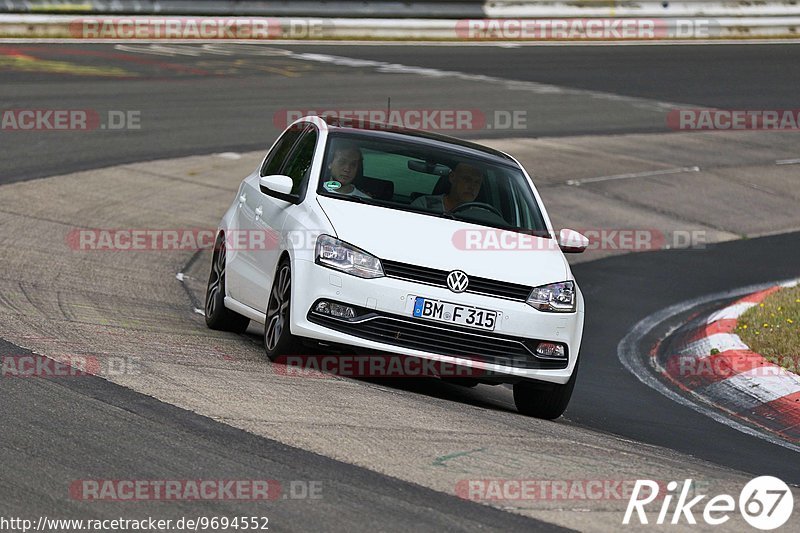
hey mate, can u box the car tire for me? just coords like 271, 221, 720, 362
205, 234, 251, 334
264, 259, 301, 362
513, 359, 579, 420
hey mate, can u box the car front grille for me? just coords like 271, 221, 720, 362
308, 310, 568, 370
381, 259, 532, 302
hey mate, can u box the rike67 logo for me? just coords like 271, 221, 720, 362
623, 476, 794, 530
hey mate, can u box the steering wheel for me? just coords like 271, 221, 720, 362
450, 202, 504, 218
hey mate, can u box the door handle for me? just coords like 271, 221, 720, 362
255, 206, 263, 218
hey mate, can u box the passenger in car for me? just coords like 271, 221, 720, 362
323, 142, 372, 198
410, 162, 485, 213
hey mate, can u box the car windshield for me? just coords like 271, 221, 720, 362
316, 133, 549, 234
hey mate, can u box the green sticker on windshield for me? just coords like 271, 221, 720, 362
323, 180, 342, 192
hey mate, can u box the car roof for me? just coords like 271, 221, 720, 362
307, 115, 517, 167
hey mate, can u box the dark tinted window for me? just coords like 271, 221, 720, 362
283, 127, 318, 194
260, 124, 303, 177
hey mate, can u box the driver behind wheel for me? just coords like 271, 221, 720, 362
410, 162, 485, 214
323, 142, 371, 198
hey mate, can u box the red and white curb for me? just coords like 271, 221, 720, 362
657, 280, 800, 442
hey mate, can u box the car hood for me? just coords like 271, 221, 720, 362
316, 196, 569, 287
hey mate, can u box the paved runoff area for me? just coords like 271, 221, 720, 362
1, 129, 800, 531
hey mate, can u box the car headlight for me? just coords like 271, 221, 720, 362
315, 235, 384, 279
526, 280, 576, 313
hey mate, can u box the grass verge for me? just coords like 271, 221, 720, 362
737, 285, 800, 374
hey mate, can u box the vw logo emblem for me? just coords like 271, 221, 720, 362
446, 270, 469, 293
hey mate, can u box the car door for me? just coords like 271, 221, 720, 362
247, 124, 319, 314
229, 124, 303, 307
237, 124, 317, 312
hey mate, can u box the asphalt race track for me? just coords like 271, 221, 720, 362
2, 42, 799, 531
3, 43, 800, 183
0, 336, 563, 532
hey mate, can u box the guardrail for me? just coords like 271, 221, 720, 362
4, 1, 800, 19
1, 2, 799, 40
0, 0, 485, 18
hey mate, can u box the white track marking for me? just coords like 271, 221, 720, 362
727, 367, 800, 399
776, 158, 800, 165
617, 278, 800, 454
700, 380, 777, 412
111, 43, 697, 112
285, 50, 690, 111
677, 333, 749, 356
215, 152, 242, 160
700, 368, 800, 412
706, 302, 756, 322
566, 166, 700, 186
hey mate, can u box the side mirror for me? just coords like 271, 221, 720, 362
259, 174, 298, 203
558, 228, 589, 254
260, 174, 294, 195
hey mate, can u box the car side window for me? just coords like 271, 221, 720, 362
260, 124, 304, 177
282, 127, 318, 194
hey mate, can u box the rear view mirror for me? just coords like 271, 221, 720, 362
558, 228, 589, 254
407, 160, 450, 176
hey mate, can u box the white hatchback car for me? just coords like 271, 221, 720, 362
205, 116, 587, 419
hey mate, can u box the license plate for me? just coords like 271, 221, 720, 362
412, 297, 497, 331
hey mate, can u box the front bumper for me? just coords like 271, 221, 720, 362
289, 258, 584, 384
